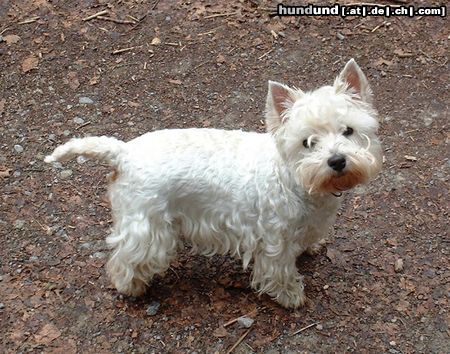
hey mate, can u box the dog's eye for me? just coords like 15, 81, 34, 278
302, 139, 315, 148
343, 127, 354, 136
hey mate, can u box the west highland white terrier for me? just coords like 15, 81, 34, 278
45, 59, 382, 308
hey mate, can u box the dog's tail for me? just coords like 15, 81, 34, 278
44, 136, 126, 165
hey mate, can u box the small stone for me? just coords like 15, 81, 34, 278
79, 96, 94, 104
73, 117, 85, 124
63, 130, 71, 136
14, 144, 24, 153
237, 316, 254, 328
336, 32, 345, 40
14, 219, 25, 229
0, 275, 3, 281
77, 156, 87, 164
0, 303, 5, 309
323, 284, 329, 290
146, 301, 160, 316
93, 252, 107, 259
59, 169, 73, 179
394, 258, 404, 273
48, 133, 57, 141
389, 341, 396, 346
316, 324, 323, 330
423, 116, 433, 127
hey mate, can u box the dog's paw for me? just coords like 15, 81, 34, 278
276, 289, 307, 309
305, 238, 327, 256
114, 278, 147, 297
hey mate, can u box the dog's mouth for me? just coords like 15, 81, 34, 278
320, 170, 366, 193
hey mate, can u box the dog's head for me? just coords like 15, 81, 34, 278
266, 59, 382, 194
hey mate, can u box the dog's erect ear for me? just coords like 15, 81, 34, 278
337, 59, 372, 103
265, 81, 301, 133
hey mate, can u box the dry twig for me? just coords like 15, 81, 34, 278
291, 322, 319, 336
204, 12, 238, 19
223, 308, 258, 328
18, 16, 40, 25
83, 10, 108, 21
97, 16, 136, 25
258, 49, 274, 60
111, 47, 135, 55
75, 121, 92, 130
226, 328, 252, 354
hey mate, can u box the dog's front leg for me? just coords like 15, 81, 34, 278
251, 244, 305, 308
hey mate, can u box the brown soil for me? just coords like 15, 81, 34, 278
1, 1, 448, 353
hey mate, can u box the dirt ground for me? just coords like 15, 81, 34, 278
1, 0, 449, 353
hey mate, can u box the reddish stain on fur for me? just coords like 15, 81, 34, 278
108, 169, 119, 183
321, 170, 366, 192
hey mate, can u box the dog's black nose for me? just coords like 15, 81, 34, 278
328, 154, 346, 172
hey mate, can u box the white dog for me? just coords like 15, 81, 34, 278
45, 59, 382, 308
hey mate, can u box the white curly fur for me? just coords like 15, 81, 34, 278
45, 59, 382, 308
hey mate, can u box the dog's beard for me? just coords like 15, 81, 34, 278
296, 149, 381, 194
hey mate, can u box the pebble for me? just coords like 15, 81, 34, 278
73, 117, 85, 124
146, 301, 160, 316
77, 156, 87, 164
0, 303, 4, 309
60, 169, 73, 179
422, 116, 433, 127
93, 252, 107, 259
79, 96, 94, 104
394, 258, 404, 273
0, 275, 3, 281
48, 133, 57, 141
14, 144, 24, 153
63, 130, 71, 137
237, 316, 254, 328
316, 324, 323, 330
14, 219, 25, 229
336, 32, 345, 40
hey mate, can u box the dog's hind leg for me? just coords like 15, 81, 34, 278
106, 215, 177, 297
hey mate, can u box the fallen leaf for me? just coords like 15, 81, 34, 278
0, 168, 11, 178
89, 76, 100, 85
22, 56, 39, 73
394, 48, 413, 58
213, 326, 228, 338
404, 155, 417, 161
373, 58, 393, 67
128, 101, 141, 108
168, 79, 182, 85
34, 323, 61, 345
216, 54, 226, 64
67, 71, 80, 90
4, 34, 21, 44
151, 37, 161, 45
394, 258, 404, 272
